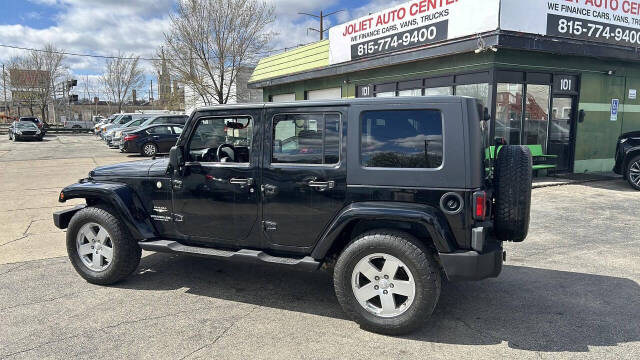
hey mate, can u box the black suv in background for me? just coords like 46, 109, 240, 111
614, 131, 640, 190
19, 116, 46, 136
53, 97, 532, 335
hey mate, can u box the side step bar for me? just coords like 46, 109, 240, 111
138, 240, 321, 272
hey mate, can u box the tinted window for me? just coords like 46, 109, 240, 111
361, 110, 443, 168
272, 113, 340, 165
168, 116, 186, 124
172, 126, 183, 134
147, 126, 171, 134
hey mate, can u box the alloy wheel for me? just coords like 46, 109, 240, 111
143, 143, 157, 156
76, 222, 114, 272
351, 253, 416, 318
630, 160, 640, 187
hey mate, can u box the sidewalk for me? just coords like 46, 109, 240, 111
532, 172, 620, 189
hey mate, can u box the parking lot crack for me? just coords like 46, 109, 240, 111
179, 305, 259, 359
0, 288, 101, 312
0, 235, 28, 248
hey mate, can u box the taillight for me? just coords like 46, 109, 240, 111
123, 134, 139, 141
473, 191, 487, 220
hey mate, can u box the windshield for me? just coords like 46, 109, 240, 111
16, 122, 37, 129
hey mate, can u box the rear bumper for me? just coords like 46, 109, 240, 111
439, 242, 503, 281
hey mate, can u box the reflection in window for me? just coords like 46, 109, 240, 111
361, 110, 443, 169
398, 89, 422, 97
375, 91, 396, 97
424, 86, 453, 96
272, 113, 340, 165
455, 83, 489, 107
524, 85, 551, 151
495, 83, 523, 145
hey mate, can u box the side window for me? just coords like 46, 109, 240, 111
361, 110, 443, 169
188, 117, 252, 163
272, 113, 341, 165
172, 126, 183, 134
154, 117, 168, 124
147, 126, 171, 135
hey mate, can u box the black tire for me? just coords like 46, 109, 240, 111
494, 145, 532, 242
334, 229, 442, 335
66, 205, 141, 285
626, 155, 640, 191
141, 142, 158, 157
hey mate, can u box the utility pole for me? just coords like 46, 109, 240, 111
2, 64, 7, 119
299, 9, 345, 41
150, 79, 153, 110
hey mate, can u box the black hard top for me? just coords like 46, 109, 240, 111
196, 96, 474, 112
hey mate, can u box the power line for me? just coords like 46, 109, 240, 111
0, 43, 309, 62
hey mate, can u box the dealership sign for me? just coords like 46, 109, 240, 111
329, 0, 640, 65
328, 0, 500, 65
501, 0, 640, 47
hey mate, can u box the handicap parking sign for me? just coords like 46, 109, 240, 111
610, 99, 619, 122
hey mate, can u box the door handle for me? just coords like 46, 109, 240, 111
230, 178, 254, 186
308, 180, 335, 190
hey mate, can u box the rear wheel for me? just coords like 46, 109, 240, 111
141, 142, 158, 157
494, 145, 532, 242
334, 230, 441, 335
66, 205, 141, 285
626, 155, 640, 191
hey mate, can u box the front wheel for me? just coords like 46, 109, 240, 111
333, 230, 442, 335
626, 155, 640, 191
66, 205, 141, 285
141, 142, 158, 157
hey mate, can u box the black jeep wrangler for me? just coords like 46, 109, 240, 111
54, 97, 532, 335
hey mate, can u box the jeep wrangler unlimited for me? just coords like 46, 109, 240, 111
54, 97, 532, 335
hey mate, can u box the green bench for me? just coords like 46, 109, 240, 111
486, 144, 557, 176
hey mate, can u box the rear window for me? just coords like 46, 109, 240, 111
360, 110, 443, 169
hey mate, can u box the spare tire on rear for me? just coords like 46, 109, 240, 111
494, 145, 532, 242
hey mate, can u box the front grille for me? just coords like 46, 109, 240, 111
22, 131, 36, 135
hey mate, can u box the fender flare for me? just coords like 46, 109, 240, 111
58, 182, 157, 240
310, 201, 458, 260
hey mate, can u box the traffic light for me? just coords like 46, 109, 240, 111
66, 79, 77, 90
69, 94, 78, 103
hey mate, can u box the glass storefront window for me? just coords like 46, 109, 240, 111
455, 83, 489, 107
398, 89, 422, 97
524, 85, 551, 151
375, 92, 396, 97
495, 83, 523, 144
424, 87, 453, 96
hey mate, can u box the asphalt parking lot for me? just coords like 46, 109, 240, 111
0, 134, 638, 359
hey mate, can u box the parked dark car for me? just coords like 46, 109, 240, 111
613, 131, 640, 190
120, 124, 183, 156
54, 97, 533, 335
19, 116, 46, 136
8, 121, 44, 141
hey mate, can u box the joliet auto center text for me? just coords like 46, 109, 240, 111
249, 0, 640, 174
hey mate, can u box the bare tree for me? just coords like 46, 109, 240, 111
101, 52, 145, 112
5, 44, 66, 121
162, 0, 275, 105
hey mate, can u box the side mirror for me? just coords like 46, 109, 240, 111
169, 146, 184, 171
578, 109, 586, 123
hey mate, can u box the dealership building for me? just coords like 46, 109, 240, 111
249, 0, 640, 173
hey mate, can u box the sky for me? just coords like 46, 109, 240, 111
0, 0, 404, 96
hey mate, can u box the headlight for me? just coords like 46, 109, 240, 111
36, 130, 41, 134
16, 130, 22, 135
620, 138, 628, 143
